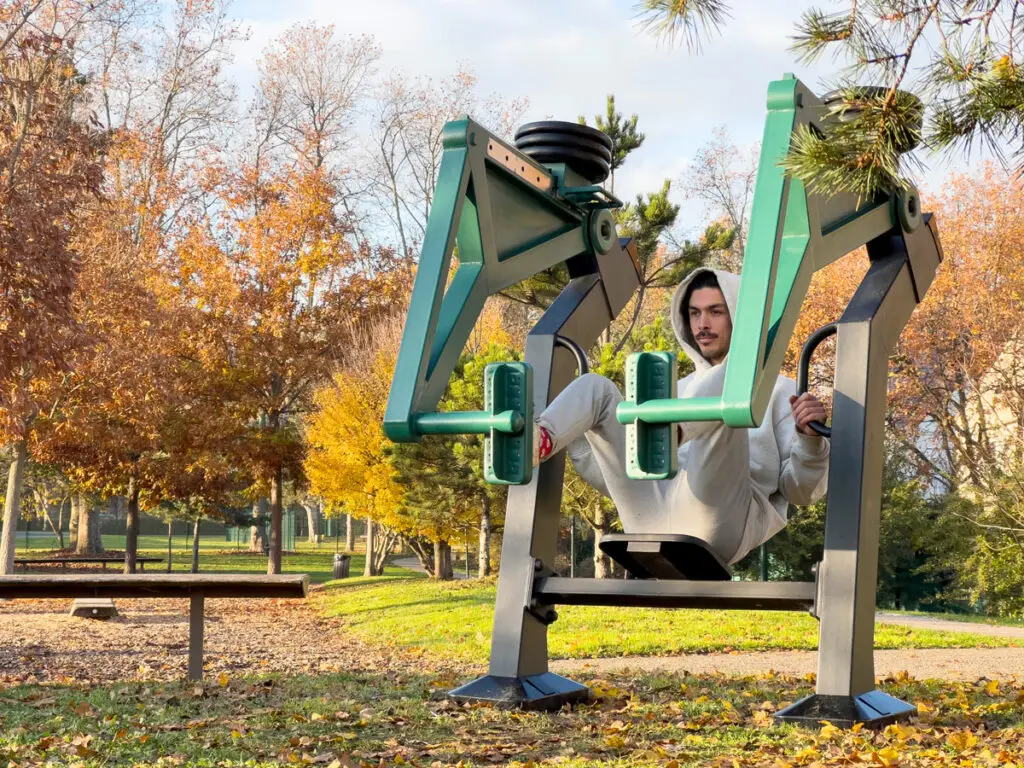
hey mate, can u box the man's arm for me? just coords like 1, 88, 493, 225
777, 393, 830, 505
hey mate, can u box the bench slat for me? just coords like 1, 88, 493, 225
0, 574, 308, 599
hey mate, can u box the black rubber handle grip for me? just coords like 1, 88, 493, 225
796, 323, 836, 439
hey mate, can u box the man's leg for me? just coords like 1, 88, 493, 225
669, 366, 762, 564
537, 373, 669, 528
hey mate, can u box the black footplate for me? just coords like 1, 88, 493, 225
599, 534, 733, 581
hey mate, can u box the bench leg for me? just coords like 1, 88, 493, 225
188, 594, 204, 682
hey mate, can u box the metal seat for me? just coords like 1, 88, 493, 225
599, 533, 732, 581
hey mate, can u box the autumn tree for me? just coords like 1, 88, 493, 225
304, 315, 407, 577
175, 156, 398, 574
680, 126, 758, 271
790, 165, 1024, 614
0, 6, 105, 573
254, 22, 380, 243
369, 65, 527, 258
387, 343, 516, 580
26, 0, 244, 573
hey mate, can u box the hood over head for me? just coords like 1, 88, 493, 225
670, 267, 741, 370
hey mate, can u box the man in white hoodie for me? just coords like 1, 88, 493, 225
534, 268, 830, 566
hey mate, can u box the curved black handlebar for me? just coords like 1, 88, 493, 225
555, 335, 589, 375
796, 323, 836, 439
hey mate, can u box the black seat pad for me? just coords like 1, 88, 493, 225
599, 534, 732, 581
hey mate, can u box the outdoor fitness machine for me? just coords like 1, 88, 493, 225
383, 74, 944, 727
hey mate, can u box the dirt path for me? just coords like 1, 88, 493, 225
554, 647, 1024, 681
392, 556, 468, 579
0, 589, 460, 686
876, 611, 1024, 639
1, 591, 1020, 687
552, 614, 1023, 681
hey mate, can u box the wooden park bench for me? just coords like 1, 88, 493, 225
14, 556, 165, 571
0, 574, 308, 681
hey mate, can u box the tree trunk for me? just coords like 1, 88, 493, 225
267, 465, 283, 575
478, 497, 491, 578
363, 518, 375, 576
56, 499, 65, 550
191, 518, 201, 573
249, 498, 268, 553
124, 479, 139, 574
305, 503, 320, 544
434, 540, 453, 580
373, 527, 398, 575
69, 496, 80, 553
167, 520, 173, 572
404, 535, 435, 575
86, 505, 105, 554
593, 507, 613, 579
0, 439, 28, 574
76, 497, 104, 555
345, 513, 354, 552
41, 503, 61, 548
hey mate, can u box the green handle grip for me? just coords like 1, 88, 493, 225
616, 397, 724, 425
414, 410, 525, 436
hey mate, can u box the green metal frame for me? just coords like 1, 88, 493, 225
382, 117, 622, 483
617, 73, 922, 479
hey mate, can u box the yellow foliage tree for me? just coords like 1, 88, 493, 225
305, 317, 406, 575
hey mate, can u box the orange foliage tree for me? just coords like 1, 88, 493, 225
792, 167, 1024, 612
28, 0, 244, 570
0, 13, 104, 572
174, 161, 400, 574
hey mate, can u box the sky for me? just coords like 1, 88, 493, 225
227, 0, 974, 236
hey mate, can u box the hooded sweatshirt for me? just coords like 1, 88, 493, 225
669, 267, 830, 557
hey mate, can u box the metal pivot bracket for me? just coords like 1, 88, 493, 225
617, 73, 928, 479
383, 117, 629, 485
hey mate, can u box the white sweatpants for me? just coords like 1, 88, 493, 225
537, 369, 762, 564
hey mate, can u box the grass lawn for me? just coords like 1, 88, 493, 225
5, 547, 1023, 765
0, 668, 1021, 767
14, 534, 362, 585
315, 575, 1019, 664
885, 609, 1024, 628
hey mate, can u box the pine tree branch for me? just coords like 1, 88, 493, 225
632, 0, 731, 50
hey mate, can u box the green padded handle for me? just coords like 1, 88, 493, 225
621, 352, 680, 480
483, 362, 533, 485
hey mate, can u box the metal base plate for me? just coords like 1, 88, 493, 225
449, 673, 590, 710
774, 690, 916, 727
599, 534, 732, 581
69, 598, 118, 620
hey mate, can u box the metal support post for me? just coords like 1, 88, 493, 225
776, 217, 942, 726
188, 593, 204, 682
450, 241, 640, 709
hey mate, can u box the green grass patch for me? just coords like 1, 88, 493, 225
883, 609, 1024, 628
316, 576, 1019, 663
0, 668, 1021, 766
14, 535, 361, 585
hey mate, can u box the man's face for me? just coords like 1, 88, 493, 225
688, 286, 732, 365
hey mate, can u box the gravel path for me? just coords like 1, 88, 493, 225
876, 611, 1024, 639
1, 591, 1020, 686
0, 590, 451, 686
392, 556, 468, 579
554, 647, 1024, 681
552, 614, 1023, 682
